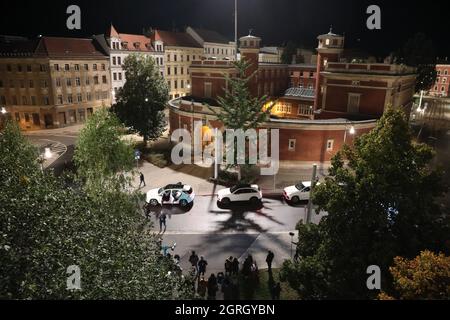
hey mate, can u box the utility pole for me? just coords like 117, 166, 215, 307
235, 0, 238, 60
306, 164, 317, 224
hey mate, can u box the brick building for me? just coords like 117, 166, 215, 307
429, 64, 450, 97
168, 29, 417, 163
0, 36, 111, 130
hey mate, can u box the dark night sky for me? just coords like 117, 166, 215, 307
1, 0, 449, 58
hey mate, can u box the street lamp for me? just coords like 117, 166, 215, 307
343, 121, 356, 144
1, 107, 6, 114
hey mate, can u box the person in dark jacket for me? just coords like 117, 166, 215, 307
266, 250, 275, 271
198, 256, 208, 276
231, 257, 239, 275
207, 274, 218, 300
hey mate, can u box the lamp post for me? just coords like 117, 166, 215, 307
289, 232, 295, 259
343, 120, 356, 144
306, 164, 317, 224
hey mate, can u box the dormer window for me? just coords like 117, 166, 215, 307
325, 39, 330, 46
122, 42, 128, 49
134, 42, 140, 49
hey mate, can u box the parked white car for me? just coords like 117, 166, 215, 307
217, 184, 262, 205
146, 183, 195, 207
283, 181, 320, 204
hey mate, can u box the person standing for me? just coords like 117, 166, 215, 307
225, 256, 233, 275
159, 212, 167, 233
139, 172, 146, 188
189, 251, 199, 270
232, 258, 239, 275
198, 256, 208, 277
266, 250, 275, 272
207, 274, 218, 300
197, 276, 207, 299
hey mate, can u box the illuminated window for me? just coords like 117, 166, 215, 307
325, 39, 330, 45
288, 139, 296, 151
276, 103, 292, 113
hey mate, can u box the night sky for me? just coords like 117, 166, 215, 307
1, 0, 449, 58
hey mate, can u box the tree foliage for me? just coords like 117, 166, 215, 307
281, 41, 297, 64
74, 108, 134, 192
394, 33, 437, 92
112, 53, 168, 143
379, 250, 450, 300
281, 108, 449, 299
0, 120, 193, 299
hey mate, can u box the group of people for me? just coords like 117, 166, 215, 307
185, 250, 281, 300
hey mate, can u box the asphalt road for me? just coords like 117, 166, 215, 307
148, 195, 326, 274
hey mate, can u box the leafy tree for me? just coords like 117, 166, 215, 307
394, 33, 437, 92
74, 108, 134, 192
0, 120, 193, 299
281, 108, 449, 299
281, 41, 297, 64
112, 53, 168, 143
379, 250, 450, 300
208, 59, 273, 180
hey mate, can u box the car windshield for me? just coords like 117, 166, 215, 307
295, 183, 305, 190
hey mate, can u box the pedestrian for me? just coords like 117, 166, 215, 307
225, 256, 233, 275
222, 277, 233, 300
207, 274, 218, 300
197, 276, 207, 299
189, 251, 199, 270
273, 282, 281, 300
266, 250, 275, 272
139, 172, 146, 188
232, 257, 239, 275
159, 212, 167, 233
198, 256, 208, 276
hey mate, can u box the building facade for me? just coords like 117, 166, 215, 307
429, 64, 450, 97
0, 36, 111, 130
152, 30, 204, 99
186, 27, 236, 61
103, 25, 164, 103
167, 30, 417, 164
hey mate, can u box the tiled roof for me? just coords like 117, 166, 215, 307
0, 38, 39, 57
284, 87, 315, 99
117, 33, 153, 52
35, 37, 108, 58
190, 28, 231, 44
154, 30, 202, 48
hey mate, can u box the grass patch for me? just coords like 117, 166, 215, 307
134, 139, 172, 168
239, 268, 299, 300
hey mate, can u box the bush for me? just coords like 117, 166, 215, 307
145, 153, 168, 168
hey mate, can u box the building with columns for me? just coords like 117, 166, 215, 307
167, 29, 417, 164
0, 36, 111, 130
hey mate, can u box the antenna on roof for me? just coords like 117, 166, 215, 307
249, 28, 253, 36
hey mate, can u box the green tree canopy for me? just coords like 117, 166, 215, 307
394, 33, 437, 92
74, 108, 135, 192
112, 53, 168, 143
0, 120, 193, 299
281, 108, 449, 299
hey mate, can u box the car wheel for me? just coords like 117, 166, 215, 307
180, 199, 188, 207
221, 198, 231, 205
291, 196, 300, 204
149, 199, 159, 207
250, 197, 260, 205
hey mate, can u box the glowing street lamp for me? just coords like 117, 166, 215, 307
1, 107, 6, 114
349, 125, 356, 135
343, 122, 356, 144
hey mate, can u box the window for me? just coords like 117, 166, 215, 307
24, 113, 30, 122
444, 70, 448, 75
94, 76, 99, 84
40, 64, 48, 72
174, 54, 177, 62
74, 64, 80, 71
22, 96, 27, 105
66, 78, 72, 86
112, 57, 117, 65
174, 67, 177, 75
204, 82, 212, 98
75, 77, 81, 86
181, 80, 184, 89
118, 57, 121, 65
174, 80, 178, 89
9, 80, 14, 88
86, 77, 90, 85
288, 139, 296, 151
54, 64, 60, 71
7, 64, 12, 72
67, 94, 73, 103
84, 64, 89, 71
77, 93, 82, 102
14, 112, 19, 121
12, 96, 18, 105
101, 64, 106, 71
347, 93, 360, 113
118, 73, 122, 81
87, 92, 92, 101
43, 96, 50, 105
93, 64, 97, 71
276, 103, 292, 113
57, 95, 63, 104
20, 80, 25, 88
31, 96, 36, 105
113, 73, 117, 81
325, 38, 330, 46
0, 80, 2, 88
443, 78, 447, 84
102, 75, 107, 84
436, 77, 440, 83
27, 65, 32, 72
187, 55, 190, 62
181, 67, 184, 75
0, 96, 5, 105
65, 64, 70, 71
56, 78, 61, 87
41, 80, 48, 88
442, 86, 446, 92
17, 64, 22, 72
167, 67, 171, 75
326, 139, 334, 151
298, 104, 313, 116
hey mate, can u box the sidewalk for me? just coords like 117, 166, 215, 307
24, 124, 84, 137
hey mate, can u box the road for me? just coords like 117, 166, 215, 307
148, 195, 326, 274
